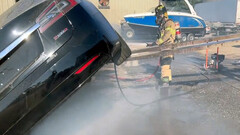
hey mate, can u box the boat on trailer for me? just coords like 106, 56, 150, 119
121, 0, 206, 42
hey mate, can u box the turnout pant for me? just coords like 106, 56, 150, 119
160, 55, 173, 82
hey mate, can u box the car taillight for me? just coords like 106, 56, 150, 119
75, 55, 100, 75
36, 0, 77, 33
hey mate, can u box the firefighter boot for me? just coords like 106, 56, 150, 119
161, 65, 172, 87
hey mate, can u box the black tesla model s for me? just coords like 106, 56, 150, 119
0, 0, 131, 134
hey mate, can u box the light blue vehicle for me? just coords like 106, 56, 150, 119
121, 0, 206, 41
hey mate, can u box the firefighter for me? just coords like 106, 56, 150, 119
148, 4, 176, 86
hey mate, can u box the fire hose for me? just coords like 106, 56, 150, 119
113, 33, 240, 106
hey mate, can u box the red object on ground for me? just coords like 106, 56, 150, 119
216, 47, 219, 69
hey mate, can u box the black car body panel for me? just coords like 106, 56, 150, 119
0, 0, 131, 134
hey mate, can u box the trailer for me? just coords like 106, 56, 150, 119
195, 0, 240, 35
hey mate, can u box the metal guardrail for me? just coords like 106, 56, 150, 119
128, 34, 240, 61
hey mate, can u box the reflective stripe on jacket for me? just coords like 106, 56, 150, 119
157, 19, 176, 45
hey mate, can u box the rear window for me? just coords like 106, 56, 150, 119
0, 31, 43, 97
0, 0, 46, 96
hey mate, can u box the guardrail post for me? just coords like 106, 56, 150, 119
216, 47, 219, 69
206, 48, 208, 69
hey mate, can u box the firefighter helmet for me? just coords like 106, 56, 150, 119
155, 4, 168, 19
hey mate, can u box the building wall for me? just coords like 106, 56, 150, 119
0, 0, 158, 24
89, 0, 158, 24
0, 0, 16, 15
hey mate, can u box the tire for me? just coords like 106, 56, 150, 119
187, 33, 195, 41
181, 33, 187, 42
125, 29, 135, 39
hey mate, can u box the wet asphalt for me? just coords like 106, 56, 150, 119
28, 47, 240, 135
